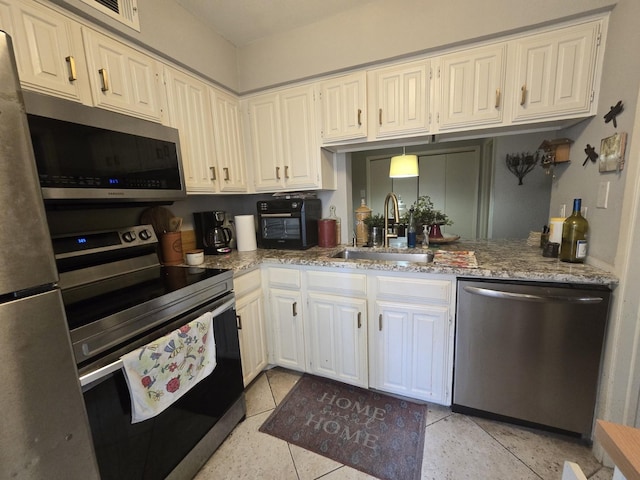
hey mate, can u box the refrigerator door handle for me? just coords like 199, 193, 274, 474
463, 285, 604, 304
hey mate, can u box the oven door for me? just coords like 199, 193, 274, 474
80, 294, 243, 480
258, 214, 305, 249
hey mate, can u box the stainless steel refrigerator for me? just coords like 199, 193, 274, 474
0, 31, 99, 479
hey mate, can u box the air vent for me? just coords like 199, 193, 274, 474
79, 0, 140, 31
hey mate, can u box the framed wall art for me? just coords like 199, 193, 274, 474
599, 132, 627, 172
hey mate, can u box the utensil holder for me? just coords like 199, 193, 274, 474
160, 232, 183, 265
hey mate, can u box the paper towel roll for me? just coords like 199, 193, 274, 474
235, 215, 257, 252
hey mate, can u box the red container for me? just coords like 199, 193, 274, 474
318, 219, 337, 248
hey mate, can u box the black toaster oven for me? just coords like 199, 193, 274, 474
257, 199, 321, 249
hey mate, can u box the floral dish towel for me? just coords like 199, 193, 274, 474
121, 311, 216, 423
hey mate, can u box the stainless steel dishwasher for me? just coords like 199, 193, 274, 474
453, 279, 610, 437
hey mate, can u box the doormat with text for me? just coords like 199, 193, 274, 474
259, 374, 427, 480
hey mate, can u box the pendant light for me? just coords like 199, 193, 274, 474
389, 147, 419, 178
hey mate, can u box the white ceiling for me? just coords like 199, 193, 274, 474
174, 0, 380, 47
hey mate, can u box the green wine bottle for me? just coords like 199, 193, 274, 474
560, 198, 588, 263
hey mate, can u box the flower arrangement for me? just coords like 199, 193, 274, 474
401, 195, 452, 227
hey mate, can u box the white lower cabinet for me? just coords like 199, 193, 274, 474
234, 269, 268, 386
265, 267, 306, 372
368, 273, 454, 404
263, 265, 454, 404
306, 292, 368, 388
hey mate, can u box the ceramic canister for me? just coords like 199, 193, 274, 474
318, 219, 337, 248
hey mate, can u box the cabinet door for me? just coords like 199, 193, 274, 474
164, 67, 217, 192
269, 287, 305, 371
236, 288, 268, 387
307, 292, 368, 388
319, 72, 367, 142
439, 43, 506, 130
210, 88, 247, 192
512, 21, 600, 121
370, 300, 449, 403
280, 84, 320, 189
247, 93, 284, 191
83, 28, 162, 121
372, 60, 429, 138
11, 1, 89, 103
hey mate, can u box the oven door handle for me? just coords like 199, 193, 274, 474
79, 297, 236, 387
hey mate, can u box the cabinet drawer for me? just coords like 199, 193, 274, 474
375, 275, 451, 303
306, 270, 367, 297
266, 267, 301, 289
234, 268, 261, 297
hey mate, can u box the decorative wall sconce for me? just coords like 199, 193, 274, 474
538, 138, 573, 176
505, 152, 541, 185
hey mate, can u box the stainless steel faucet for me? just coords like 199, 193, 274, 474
383, 192, 400, 247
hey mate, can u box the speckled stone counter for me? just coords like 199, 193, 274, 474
196, 239, 618, 287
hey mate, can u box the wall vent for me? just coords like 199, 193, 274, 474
79, 0, 140, 31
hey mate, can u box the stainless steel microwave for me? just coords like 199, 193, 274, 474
257, 199, 321, 249
22, 91, 185, 203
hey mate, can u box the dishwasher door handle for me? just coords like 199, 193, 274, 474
463, 285, 604, 304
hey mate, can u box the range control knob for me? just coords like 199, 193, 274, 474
122, 231, 137, 243
138, 229, 152, 241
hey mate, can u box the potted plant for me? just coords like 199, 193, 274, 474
364, 213, 385, 246
401, 196, 452, 239
401, 196, 451, 226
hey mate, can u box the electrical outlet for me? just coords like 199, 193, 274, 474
360, 189, 366, 199
597, 181, 610, 208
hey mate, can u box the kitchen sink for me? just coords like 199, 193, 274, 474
332, 249, 434, 263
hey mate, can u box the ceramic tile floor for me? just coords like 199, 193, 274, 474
195, 368, 613, 480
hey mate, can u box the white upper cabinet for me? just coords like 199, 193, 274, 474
210, 87, 247, 192
82, 27, 163, 122
319, 71, 367, 143
437, 43, 507, 131
164, 66, 217, 193
7, 0, 90, 103
369, 59, 430, 139
246, 92, 283, 191
246, 84, 336, 192
511, 19, 602, 122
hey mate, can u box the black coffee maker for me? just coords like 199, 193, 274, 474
193, 211, 233, 254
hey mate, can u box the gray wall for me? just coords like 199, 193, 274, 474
551, 0, 640, 267
237, 0, 617, 92
491, 134, 554, 238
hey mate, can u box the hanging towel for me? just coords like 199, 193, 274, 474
121, 311, 216, 423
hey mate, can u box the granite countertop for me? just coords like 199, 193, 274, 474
195, 239, 618, 287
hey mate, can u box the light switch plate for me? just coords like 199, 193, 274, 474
597, 181, 610, 208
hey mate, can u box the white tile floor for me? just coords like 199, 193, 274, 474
195, 368, 613, 480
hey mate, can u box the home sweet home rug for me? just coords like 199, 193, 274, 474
259, 374, 427, 480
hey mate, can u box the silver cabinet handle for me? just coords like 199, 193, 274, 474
495, 88, 501, 108
378, 108, 382, 125
357, 312, 362, 329
292, 301, 297, 317
357, 108, 362, 126
463, 286, 603, 304
65, 55, 77, 81
520, 85, 527, 106
284, 165, 290, 179
210, 166, 217, 181
223, 167, 230, 181
236, 314, 242, 330
378, 313, 382, 331
99, 68, 109, 92
276, 166, 281, 180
